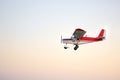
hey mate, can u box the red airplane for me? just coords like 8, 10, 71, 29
61, 28, 105, 50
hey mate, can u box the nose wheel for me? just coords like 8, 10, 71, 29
74, 45, 79, 50
64, 44, 68, 49
64, 46, 68, 49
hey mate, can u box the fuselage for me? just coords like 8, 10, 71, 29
63, 37, 103, 45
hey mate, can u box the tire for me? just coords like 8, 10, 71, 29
74, 45, 79, 50
64, 47, 67, 49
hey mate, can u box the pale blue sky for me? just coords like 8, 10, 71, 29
0, 0, 120, 40
0, 0, 120, 80
0, 0, 119, 49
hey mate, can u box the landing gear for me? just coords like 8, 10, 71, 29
64, 44, 68, 49
63, 44, 79, 50
74, 45, 79, 50
64, 46, 68, 49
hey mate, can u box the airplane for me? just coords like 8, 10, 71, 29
61, 28, 105, 50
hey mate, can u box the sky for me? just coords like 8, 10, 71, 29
0, 0, 120, 80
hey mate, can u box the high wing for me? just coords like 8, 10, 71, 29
62, 28, 86, 44
72, 28, 86, 40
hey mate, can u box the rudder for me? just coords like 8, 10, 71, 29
98, 29, 105, 38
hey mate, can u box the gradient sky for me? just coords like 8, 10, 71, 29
0, 0, 120, 80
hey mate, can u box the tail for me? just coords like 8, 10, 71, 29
98, 29, 105, 38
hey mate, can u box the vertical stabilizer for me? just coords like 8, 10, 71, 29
98, 29, 105, 38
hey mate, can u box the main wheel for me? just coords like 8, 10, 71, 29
74, 45, 79, 50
